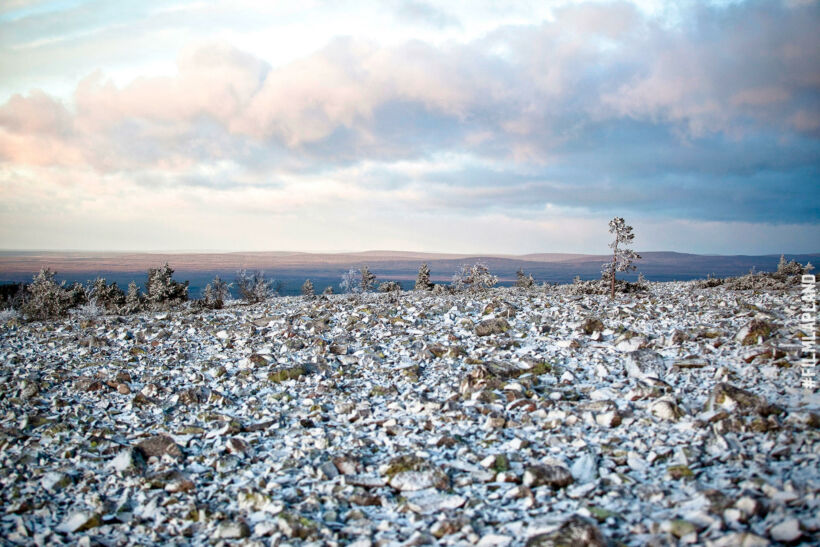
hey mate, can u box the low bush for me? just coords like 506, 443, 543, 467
515, 268, 535, 289
21, 268, 76, 320
89, 277, 125, 312
203, 276, 230, 309
236, 270, 270, 303
451, 263, 498, 292
379, 281, 402, 293
565, 275, 645, 296
341, 266, 378, 294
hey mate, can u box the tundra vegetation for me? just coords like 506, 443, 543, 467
415, 263, 434, 291
236, 269, 271, 303
301, 279, 315, 299
202, 276, 230, 309
451, 263, 498, 292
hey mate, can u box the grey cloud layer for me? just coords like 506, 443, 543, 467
0, 0, 817, 223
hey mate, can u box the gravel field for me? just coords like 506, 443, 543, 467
1, 281, 818, 546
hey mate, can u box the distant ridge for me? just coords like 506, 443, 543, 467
0, 250, 816, 281
0, 250, 598, 273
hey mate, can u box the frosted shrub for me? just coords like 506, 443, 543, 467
432, 284, 450, 295
705, 256, 816, 292
89, 277, 125, 312
341, 269, 360, 294
21, 268, 75, 320
0, 308, 20, 323
75, 301, 103, 319
301, 279, 315, 298
146, 263, 188, 309
515, 268, 535, 289
566, 274, 646, 296
415, 263, 434, 291
361, 266, 377, 293
451, 263, 498, 292
203, 276, 230, 309
323, 286, 334, 295
776, 255, 812, 277
122, 281, 144, 314
379, 281, 401, 293
236, 269, 270, 303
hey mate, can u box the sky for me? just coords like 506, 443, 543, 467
0, 0, 818, 255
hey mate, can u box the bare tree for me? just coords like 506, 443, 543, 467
602, 217, 641, 298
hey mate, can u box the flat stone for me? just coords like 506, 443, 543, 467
523, 465, 574, 489
769, 518, 802, 543
56, 512, 101, 534
215, 521, 250, 539
136, 434, 183, 460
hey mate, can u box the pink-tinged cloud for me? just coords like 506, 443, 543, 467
1, 1, 816, 170
0, 90, 71, 135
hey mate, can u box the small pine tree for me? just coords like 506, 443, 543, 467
602, 217, 641, 298
203, 275, 230, 309
146, 263, 189, 309
122, 281, 143, 314
515, 268, 535, 289
66, 282, 88, 308
301, 279, 315, 298
361, 266, 377, 293
89, 277, 125, 312
415, 263, 434, 291
323, 286, 334, 295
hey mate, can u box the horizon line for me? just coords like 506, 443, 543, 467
1, 249, 818, 257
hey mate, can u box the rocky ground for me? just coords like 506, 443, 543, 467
0, 281, 818, 546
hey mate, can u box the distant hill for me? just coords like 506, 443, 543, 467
0, 250, 816, 296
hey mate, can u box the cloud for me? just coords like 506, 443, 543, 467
394, 0, 460, 29
0, 0, 817, 252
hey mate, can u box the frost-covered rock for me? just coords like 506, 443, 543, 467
0, 282, 816, 546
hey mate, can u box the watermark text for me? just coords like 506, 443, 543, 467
800, 274, 817, 391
